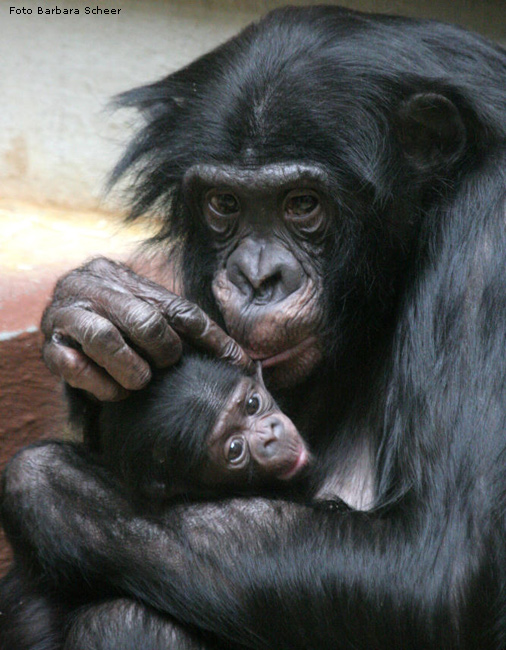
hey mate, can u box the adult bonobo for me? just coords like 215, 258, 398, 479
2, 5, 506, 649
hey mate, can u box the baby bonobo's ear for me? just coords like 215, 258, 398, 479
244, 359, 267, 386
254, 360, 266, 388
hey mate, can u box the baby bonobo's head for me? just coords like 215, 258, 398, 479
99, 353, 311, 500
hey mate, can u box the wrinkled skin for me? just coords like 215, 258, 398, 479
199, 374, 311, 489
3, 5, 506, 650
187, 163, 327, 388
41, 258, 254, 401
41, 163, 329, 397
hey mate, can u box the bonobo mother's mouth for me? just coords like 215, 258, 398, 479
246, 336, 318, 369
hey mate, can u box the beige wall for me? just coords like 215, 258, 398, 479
1, 0, 504, 211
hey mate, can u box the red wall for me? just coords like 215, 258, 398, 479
0, 330, 65, 575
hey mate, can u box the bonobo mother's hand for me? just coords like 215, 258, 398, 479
41, 257, 253, 401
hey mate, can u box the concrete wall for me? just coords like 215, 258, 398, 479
1, 0, 505, 212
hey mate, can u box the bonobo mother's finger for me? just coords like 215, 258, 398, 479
140, 292, 254, 372
92, 290, 183, 369
41, 257, 251, 394
100, 264, 252, 370
50, 306, 152, 391
43, 339, 129, 401
41, 258, 182, 367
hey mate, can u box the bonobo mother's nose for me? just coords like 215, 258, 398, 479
226, 240, 304, 304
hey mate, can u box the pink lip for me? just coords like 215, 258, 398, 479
247, 336, 317, 369
279, 446, 310, 480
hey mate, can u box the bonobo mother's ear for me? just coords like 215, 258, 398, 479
398, 93, 467, 173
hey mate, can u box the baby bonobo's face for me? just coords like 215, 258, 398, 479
201, 375, 310, 487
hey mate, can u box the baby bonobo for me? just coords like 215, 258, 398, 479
99, 353, 311, 500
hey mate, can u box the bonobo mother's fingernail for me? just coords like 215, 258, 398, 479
152, 339, 183, 368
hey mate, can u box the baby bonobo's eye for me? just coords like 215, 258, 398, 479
245, 393, 261, 415
227, 437, 246, 464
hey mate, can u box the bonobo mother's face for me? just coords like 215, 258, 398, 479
184, 163, 327, 388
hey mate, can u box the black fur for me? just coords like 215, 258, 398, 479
99, 354, 245, 498
2, 5, 506, 649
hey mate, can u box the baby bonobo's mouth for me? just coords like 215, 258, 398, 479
279, 445, 311, 480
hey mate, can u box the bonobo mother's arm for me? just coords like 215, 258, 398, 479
41, 257, 253, 401
1, 442, 483, 650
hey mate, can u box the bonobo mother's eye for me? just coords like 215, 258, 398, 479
210, 193, 239, 215
226, 437, 247, 464
283, 190, 323, 232
204, 190, 240, 233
